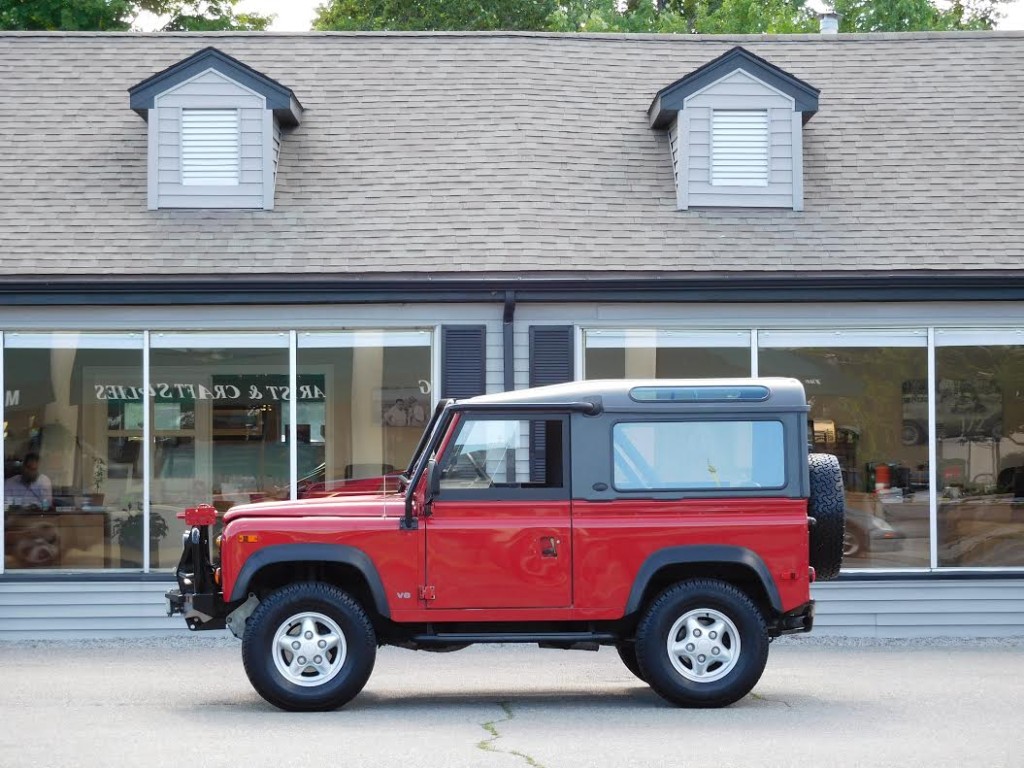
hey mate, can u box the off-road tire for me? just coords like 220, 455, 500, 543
635, 579, 769, 708
808, 453, 846, 580
615, 642, 646, 682
242, 581, 376, 711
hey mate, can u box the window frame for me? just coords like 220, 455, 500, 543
434, 411, 571, 502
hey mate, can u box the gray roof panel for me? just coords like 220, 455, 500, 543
1, 31, 1022, 277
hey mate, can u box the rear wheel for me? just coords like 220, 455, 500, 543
635, 579, 768, 708
242, 582, 376, 711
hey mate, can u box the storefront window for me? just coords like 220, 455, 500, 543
584, 329, 750, 379
759, 330, 930, 569
3, 333, 143, 570
148, 333, 289, 568
935, 333, 1024, 566
296, 330, 433, 497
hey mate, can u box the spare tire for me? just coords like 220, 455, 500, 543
808, 453, 845, 580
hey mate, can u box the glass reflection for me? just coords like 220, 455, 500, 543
4, 333, 143, 570
936, 345, 1024, 566
760, 346, 930, 569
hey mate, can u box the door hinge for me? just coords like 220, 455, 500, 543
418, 585, 436, 601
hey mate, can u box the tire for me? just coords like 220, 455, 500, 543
615, 643, 646, 682
843, 523, 867, 559
241, 582, 376, 711
635, 579, 769, 708
808, 453, 846, 581
901, 420, 925, 446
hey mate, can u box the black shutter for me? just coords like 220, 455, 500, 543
529, 326, 575, 481
441, 325, 486, 399
529, 326, 574, 388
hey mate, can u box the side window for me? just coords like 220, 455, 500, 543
439, 417, 565, 492
613, 420, 785, 491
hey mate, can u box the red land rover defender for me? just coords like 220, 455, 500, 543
167, 378, 845, 711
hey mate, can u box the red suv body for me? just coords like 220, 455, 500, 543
167, 378, 845, 711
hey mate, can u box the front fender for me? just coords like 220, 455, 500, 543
228, 543, 391, 618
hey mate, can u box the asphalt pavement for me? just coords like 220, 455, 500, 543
0, 636, 1022, 768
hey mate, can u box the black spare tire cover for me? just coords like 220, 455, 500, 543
808, 453, 846, 581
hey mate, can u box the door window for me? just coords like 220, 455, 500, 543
439, 417, 565, 494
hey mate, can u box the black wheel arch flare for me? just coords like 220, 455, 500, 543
229, 543, 391, 618
624, 545, 784, 616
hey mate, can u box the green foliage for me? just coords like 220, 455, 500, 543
833, 0, 1001, 31
316, 0, 1006, 33
313, 0, 557, 31
0, 0, 272, 31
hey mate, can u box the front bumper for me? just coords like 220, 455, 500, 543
166, 587, 226, 631
168, 512, 228, 631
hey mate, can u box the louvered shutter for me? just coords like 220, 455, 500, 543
710, 110, 769, 186
529, 326, 575, 482
441, 326, 486, 399
181, 109, 240, 186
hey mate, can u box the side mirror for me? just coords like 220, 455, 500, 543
426, 459, 441, 503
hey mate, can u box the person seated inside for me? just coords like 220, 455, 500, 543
4, 452, 53, 510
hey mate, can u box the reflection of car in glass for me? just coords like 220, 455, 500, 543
843, 507, 903, 558
295, 463, 401, 498
901, 379, 1003, 445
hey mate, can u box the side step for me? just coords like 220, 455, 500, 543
411, 631, 617, 645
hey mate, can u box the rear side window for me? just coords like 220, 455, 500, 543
613, 420, 785, 491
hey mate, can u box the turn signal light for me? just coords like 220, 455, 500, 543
214, 535, 224, 550
214, 568, 222, 586
237, 534, 259, 544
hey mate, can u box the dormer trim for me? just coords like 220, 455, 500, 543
648, 46, 819, 129
129, 47, 302, 126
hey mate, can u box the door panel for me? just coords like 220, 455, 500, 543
426, 500, 571, 609
425, 413, 572, 610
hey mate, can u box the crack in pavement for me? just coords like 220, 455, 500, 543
477, 702, 549, 768
750, 692, 792, 708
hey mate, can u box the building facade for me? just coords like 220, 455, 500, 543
1, 30, 1023, 637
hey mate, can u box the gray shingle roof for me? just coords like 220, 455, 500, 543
2, 31, 1023, 277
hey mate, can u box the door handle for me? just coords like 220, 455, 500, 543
540, 536, 559, 558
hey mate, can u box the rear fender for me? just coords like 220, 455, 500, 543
624, 545, 783, 616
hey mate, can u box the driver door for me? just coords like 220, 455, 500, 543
425, 413, 572, 610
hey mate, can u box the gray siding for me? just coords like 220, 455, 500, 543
151, 69, 268, 210
1, 578, 1022, 640
679, 69, 798, 210
812, 579, 1024, 638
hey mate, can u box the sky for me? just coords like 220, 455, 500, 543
234, 0, 1024, 30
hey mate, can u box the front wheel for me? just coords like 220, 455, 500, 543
241, 582, 377, 711
635, 579, 768, 708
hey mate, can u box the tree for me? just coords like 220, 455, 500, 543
313, 0, 557, 31
316, 0, 1007, 33
0, 0, 272, 31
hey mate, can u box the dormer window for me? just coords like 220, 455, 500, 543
649, 47, 819, 211
129, 48, 301, 210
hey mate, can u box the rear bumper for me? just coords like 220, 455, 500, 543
773, 601, 814, 636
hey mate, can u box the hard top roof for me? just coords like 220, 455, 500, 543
462, 378, 808, 410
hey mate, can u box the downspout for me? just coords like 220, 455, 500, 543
502, 290, 516, 392
502, 290, 516, 484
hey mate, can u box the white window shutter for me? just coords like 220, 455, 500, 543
710, 110, 769, 186
180, 109, 240, 186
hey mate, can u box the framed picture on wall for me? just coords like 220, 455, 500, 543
376, 387, 430, 428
